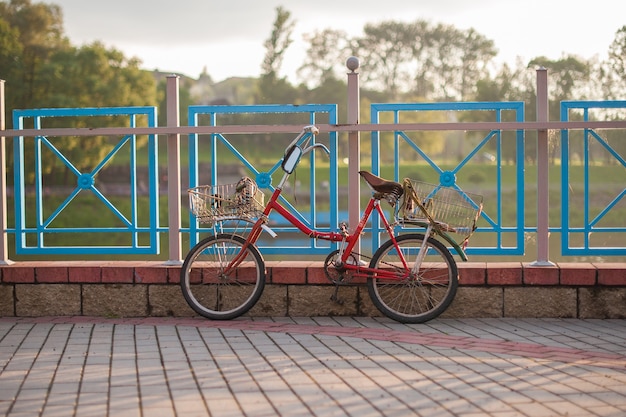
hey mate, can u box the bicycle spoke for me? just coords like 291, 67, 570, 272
181, 234, 265, 320
368, 234, 458, 323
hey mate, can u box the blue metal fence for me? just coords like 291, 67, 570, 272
6, 100, 626, 259
560, 100, 626, 256
12, 107, 159, 254
186, 104, 340, 254
369, 102, 526, 256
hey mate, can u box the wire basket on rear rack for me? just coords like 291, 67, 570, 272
187, 177, 265, 225
400, 179, 483, 244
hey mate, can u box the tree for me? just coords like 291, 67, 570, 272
528, 55, 589, 102
427, 23, 464, 100
1, 0, 156, 116
297, 28, 353, 89
0, 0, 158, 182
0, 0, 70, 113
423, 23, 497, 100
348, 19, 496, 101
0, 16, 22, 86
406, 19, 434, 98
260, 6, 294, 79
256, 6, 297, 104
605, 25, 626, 99
39, 42, 156, 108
457, 28, 498, 100
356, 20, 414, 99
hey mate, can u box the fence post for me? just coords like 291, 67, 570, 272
532, 67, 555, 266
346, 57, 361, 252
0, 80, 11, 264
165, 75, 182, 264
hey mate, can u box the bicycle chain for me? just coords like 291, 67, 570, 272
323, 250, 372, 284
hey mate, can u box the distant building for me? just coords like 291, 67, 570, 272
152, 66, 257, 105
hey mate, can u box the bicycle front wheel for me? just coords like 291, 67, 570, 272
180, 233, 265, 320
368, 233, 458, 323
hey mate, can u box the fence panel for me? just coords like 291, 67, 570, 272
185, 104, 339, 255
560, 100, 626, 256
370, 102, 526, 256
5, 99, 626, 260
12, 107, 159, 255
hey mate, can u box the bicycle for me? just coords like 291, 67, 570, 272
180, 125, 483, 323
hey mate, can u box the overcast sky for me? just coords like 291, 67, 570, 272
43, 0, 625, 82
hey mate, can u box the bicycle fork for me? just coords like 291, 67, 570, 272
220, 218, 268, 277
412, 223, 434, 276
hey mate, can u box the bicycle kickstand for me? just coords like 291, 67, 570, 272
330, 284, 344, 305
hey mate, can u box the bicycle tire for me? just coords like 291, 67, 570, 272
180, 233, 265, 320
367, 233, 458, 323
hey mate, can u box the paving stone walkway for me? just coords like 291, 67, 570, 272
0, 316, 625, 416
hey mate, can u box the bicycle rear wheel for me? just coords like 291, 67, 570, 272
180, 233, 265, 320
367, 233, 458, 323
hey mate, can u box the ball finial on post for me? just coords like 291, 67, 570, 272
346, 56, 360, 72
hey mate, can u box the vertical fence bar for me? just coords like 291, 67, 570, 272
532, 67, 555, 266
346, 58, 361, 252
166, 75, 182, 264
0, 80, 11, 264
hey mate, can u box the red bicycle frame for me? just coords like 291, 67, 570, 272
241, 186, 412, 280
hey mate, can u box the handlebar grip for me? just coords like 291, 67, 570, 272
303, 125, 319, 135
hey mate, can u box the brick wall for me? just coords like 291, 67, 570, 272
1, 261, 624, 319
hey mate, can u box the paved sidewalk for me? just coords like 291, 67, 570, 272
0, 317, 625, 417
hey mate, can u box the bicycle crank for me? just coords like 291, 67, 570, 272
323, 250, 372, 305
323, 249, 359, 285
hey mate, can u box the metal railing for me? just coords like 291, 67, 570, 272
560, 100, 626, 256
186, 103, 339, 255
1, 61, 626, 265
369, 101, 526, 256
11, 107, 159, 255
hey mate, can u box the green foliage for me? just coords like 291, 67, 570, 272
528, 55, 590, 101
298, 29, 352, 88
604, 25, 626, 99
1, 0, 157, 183
261, 6, 294, 78
0, 0, 69, 111
0, 0, 157, 115
345, 19, 498, 101
256, 6, 297, 104
41, 42, 156, 108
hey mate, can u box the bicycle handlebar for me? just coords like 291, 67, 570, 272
296, 125, 329, 155
304, 142, 330, 155
284, 125, 319, 150
280, 125, 328, 175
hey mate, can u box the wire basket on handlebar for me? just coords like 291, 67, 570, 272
187, 176, 264, 224
400, 178, 483, 243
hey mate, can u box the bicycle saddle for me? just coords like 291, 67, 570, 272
359, 171, 404, 201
